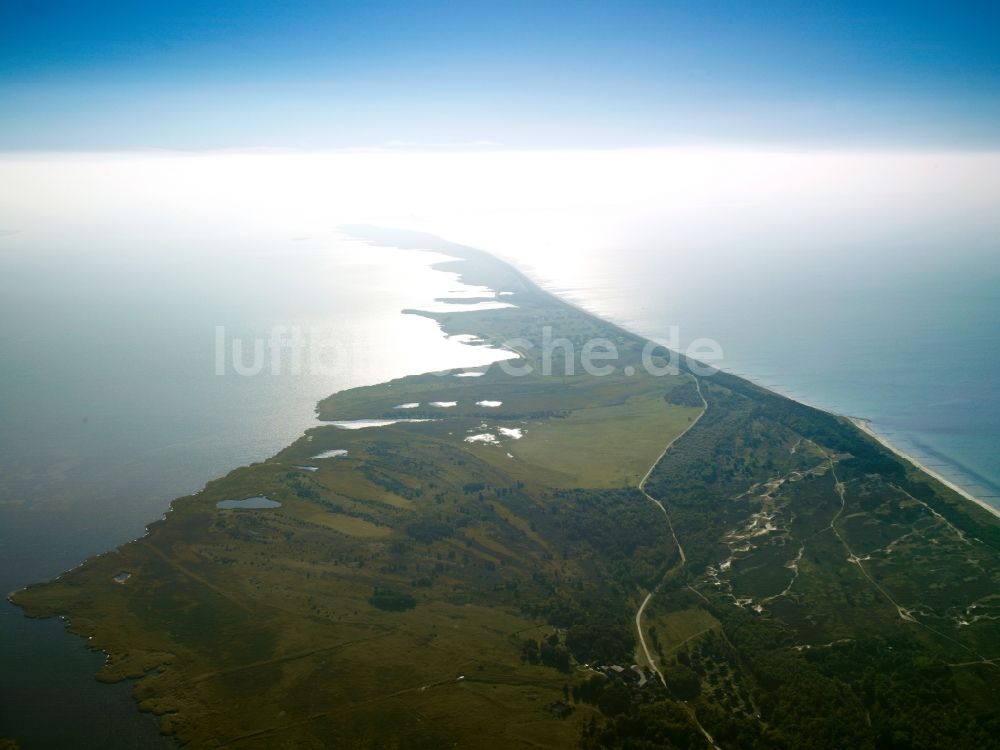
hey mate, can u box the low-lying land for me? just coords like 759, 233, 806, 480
13, 229, 1000, 748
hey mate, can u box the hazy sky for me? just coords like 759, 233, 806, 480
2, 0, 998, 150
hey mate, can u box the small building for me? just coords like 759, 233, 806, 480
630, 665, 649, 687
618, 665, 642, 684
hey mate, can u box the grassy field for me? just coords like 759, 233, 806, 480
509, 393, 701, 488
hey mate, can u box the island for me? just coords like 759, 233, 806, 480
12, 229, 1000, 748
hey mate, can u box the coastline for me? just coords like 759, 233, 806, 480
850, 416, 1000, 520
9, 231, 1000, 750
491, 253, 999, 524
366, 227, 1000, 525
0, 237, 515, 749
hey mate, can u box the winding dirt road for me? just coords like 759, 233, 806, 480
634, 375, 707, 683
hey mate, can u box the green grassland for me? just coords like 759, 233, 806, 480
509, 393, 701, 488
12, 229, 1000, 749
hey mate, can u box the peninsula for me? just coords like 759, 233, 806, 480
13, 230, 1000, 748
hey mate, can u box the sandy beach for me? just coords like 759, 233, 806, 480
850, 417, 1000, 521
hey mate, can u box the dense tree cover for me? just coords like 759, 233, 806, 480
610, 367, 1000, 749
575, 675, 705, 749
284, 472, 321, 500
679, 598, 1000, 749
546, 487, 679, 587
664, 663, 701, 701
564, 610, 635, 665
368, 587, 416, 612
693, 368, 902, 479
806, 637, 1000, 749
360, 463, 423, 499
404, 519, 454, 544
510, 487, 683, 664
524, 590, 635, 665
665, 380, 703, 407
520, 637, 572, 672
498, 369, 1000, 748
570, 588, 1000, 750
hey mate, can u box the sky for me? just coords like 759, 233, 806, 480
1, 0, 999, 150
